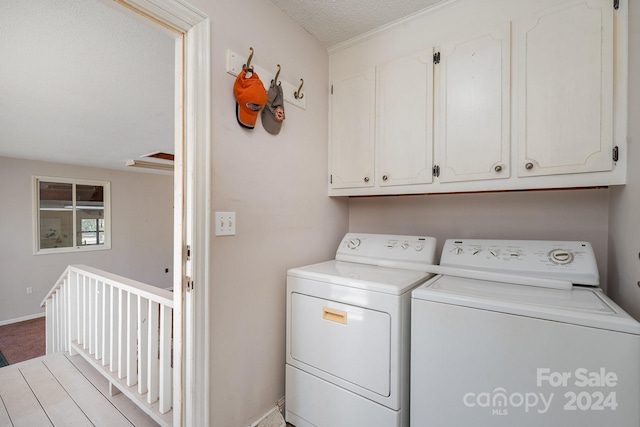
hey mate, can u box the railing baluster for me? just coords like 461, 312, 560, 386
147, 301, 160, 404
69, 272, 79, 356
138, 297, 149, 395
95, 280, 102, 360
159, 305, 172, 414
83, 275, 90, 349
45, 297, 53, 354
60, 284, 67, 352
127, 292, 138, 387
110, 284, 119, 373
56, 292, 62, 352
69, 272, 76, 343
102, 281, 110, 366
51, 293, 58, 352
77, 274, 84, 347
89, 278, 96, 355
118, 289, 128, 380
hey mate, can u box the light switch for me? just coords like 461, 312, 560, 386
215, 212, 236, 236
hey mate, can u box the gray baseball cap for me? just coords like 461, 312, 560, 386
262, 82, 285, 135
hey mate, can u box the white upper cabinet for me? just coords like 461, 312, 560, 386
436, 23, 511, 183
377, 50, 434, 187
328, 0, 626, 197
329, 68, 376, 189
517, 0, 614, 177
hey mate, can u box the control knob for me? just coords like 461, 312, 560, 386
549, 249, 573, 265
347, 238, 361, 249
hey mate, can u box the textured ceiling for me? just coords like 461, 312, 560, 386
0, 0, 175, 172
269, 0, 448, 48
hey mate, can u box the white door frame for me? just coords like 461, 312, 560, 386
115, 1, 211, 426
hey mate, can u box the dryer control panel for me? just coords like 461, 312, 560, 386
441, 239, 599, 286
336, 233, 437, 271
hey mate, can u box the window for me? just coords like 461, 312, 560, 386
34, 177, 111, 254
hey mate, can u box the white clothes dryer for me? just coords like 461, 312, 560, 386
411, 239, 640, 426
285, 233, 437, 427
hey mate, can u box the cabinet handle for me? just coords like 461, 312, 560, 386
382, 175, 388, 181
364, 176, 370, 183
494, 165, 503, 173
525, 162, 534, 170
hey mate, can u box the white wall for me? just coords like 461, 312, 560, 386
0, 156, 173, 323
608, 1, 640, 319
180, 1, 349, 426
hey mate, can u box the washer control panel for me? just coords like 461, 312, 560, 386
441, 239, 599, 286
336, 233, 437, 270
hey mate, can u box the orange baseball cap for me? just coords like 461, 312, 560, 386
233, 69, 268, 129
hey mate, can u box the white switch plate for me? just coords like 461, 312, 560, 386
215, 211, 236, 236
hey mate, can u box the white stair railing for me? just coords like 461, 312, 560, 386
41, 265, 174, 427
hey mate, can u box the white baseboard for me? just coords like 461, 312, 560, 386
250, 402, 286, 427
0, 312, 45, 326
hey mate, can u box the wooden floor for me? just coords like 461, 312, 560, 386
0, 353, 159, 427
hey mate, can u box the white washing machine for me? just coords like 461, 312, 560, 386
285, 233, 437, 427
411, 239, 640, 426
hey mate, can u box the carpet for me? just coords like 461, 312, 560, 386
0, 317, 46, 366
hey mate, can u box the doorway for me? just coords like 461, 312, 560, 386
114, 1, 211, 426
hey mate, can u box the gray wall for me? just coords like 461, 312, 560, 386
199, 2, 636, 426
608, 1, 640, 319
179, 1, 636, 426
349, 189, 610, 289
0, 156, 173, 323
187, 1, 350, 426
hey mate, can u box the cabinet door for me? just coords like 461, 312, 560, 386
329, 68, 376, 189
436, 23, 511, 183
377, 50, 434, 187
517, 0, 613, 177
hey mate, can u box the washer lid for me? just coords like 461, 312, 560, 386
412, 275, 640, 335
288, 260, 433, 295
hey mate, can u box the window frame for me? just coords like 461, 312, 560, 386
33, 176, 112, 255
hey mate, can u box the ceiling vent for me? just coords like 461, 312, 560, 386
144, 151, 175, 162
125, 151, 174, 172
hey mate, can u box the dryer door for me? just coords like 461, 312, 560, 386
290, 292, 391, 396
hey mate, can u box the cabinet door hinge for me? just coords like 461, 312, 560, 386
433, 52, 441, 65
186, 245, 191, 261
432, 165, 440, 177
330, 174, 333, 184
186, 276, 194, 292
614, 0, 619, 10
613, 145, 619, 162
331, 85, 334, 95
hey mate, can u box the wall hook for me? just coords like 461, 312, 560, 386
294, 78, 304, 99
243, 47, 254, 71
272, 64, 281, 86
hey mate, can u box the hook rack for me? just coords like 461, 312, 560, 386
243, 47, 254, 71
272, 64, 281, 86
294, 79, 304, 100
226, 48, 306, 111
